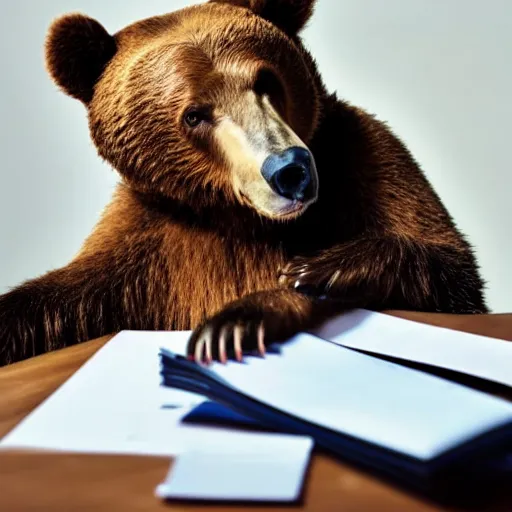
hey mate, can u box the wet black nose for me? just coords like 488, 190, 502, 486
261, 147, 317, 201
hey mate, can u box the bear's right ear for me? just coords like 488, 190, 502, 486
211, 0, 316, 36
45, 13, 117, 104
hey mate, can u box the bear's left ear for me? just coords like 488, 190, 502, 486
211, 0, 316, 36
45, 13, 117, 104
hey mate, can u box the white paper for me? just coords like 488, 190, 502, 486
156, 436, 313, 502
313, 309, 512, 388
206, 333, 512, 461
0, 331, 311, 460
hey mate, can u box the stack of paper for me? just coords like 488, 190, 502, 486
160, 313, 512, 494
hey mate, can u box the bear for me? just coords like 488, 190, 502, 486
0, 0, 487, 367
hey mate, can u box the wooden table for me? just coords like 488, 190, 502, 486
1, 311, 511, 511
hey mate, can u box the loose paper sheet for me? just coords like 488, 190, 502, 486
155, 437, 313, 502
313, 309, 512, 388
0, 331, 311, 460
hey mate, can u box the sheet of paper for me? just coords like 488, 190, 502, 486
204, 333, 512, 461
312, 309, 512, 388
155, 436, 313, 502
0, 331, 311, 460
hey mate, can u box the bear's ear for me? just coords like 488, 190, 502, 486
211, 0, 316, 36
45, 13, 117, 104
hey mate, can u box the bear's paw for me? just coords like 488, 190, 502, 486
186, 289, 313, 363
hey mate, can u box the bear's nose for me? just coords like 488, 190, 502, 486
261, 147, 318, 202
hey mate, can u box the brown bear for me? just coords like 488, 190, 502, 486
0, 0, 487, 366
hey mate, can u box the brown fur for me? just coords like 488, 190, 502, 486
0, 0, 487, 365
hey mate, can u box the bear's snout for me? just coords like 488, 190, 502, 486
261, 147, 318, 203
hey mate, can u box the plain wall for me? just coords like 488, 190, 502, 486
1, 0, 511, 312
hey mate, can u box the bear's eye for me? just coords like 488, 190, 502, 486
183, 108, 209, 128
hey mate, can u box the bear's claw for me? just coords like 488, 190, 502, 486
187, 310, 268, 364
279, 257, 340, 297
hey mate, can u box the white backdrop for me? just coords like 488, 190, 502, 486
1, 0, 510, 312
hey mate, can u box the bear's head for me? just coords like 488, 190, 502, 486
45, 0, 323, 221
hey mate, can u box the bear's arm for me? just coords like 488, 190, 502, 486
279, 237, 488, 314
0, 247, 167, 365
